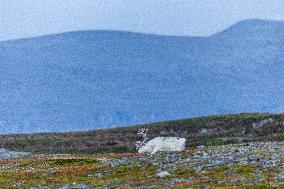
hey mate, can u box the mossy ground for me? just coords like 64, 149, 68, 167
0, 145, 282, 189
0, 155, 157, 188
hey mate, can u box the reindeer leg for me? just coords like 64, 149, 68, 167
151, 148, 159, 155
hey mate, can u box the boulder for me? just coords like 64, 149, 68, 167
252, 118, 273, 129
156, 171, 171, 177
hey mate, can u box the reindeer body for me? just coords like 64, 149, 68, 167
138, 137, 186, 154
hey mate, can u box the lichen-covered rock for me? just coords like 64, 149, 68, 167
138, 137, 186, 154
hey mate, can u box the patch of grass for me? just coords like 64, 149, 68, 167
49, 158, 100, 165
175, 168, 195, 177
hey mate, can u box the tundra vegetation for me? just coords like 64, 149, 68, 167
0, 113, 282, 188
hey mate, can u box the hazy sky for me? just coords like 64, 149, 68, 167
1, 0, 284, 41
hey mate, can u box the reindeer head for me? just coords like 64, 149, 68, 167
135, 128, 149, 150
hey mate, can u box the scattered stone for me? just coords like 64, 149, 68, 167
275, 171, 284, 179
197, 145, 205, 150
200, 129, 209, 134
156, 171, 171, 177
194, 166, 202, 172
9, 140, 284, 188
165, 153, 180, 163
171, 178, 192, 185
60, 183, 90, 189
94, 173, 104, 177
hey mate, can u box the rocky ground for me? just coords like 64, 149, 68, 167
0, 149, 30, 159
0, 141, 283, 188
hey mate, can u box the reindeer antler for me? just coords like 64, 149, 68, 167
135, 128, 149, 150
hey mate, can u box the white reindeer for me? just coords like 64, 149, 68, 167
135, 128, 186, 154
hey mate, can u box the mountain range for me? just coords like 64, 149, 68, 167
0, 19, 284, 133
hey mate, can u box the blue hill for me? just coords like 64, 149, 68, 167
0, 19, 283, 133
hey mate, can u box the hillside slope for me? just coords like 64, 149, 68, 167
0, 113, 283, 154
0, 19, 284, 133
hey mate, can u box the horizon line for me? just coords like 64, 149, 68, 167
1, 18, 284, 43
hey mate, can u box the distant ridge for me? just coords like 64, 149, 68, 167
0, 19, 284, 133
0, 29, 202, 44
212, 19, 284, 38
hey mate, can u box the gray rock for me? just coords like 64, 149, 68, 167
156, 171, 171, 177
252, 118, 273, 129
60, 184, 90, 189
0, 148, 30, 159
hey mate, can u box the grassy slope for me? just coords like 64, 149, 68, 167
0, 112, 283, 154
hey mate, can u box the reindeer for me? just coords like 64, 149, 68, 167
135, 128, 186, 154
